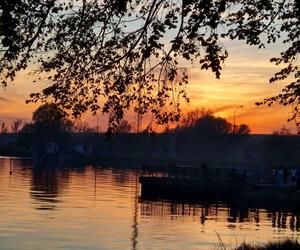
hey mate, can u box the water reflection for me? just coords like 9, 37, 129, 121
139, 200, 300, 233
30, 166, 69, 210
131, 174, 139, 250
270, 212, 300, 231
0, 157, 300, 250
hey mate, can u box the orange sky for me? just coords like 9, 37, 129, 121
0, 40, 296, 134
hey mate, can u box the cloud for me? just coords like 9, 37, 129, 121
0, 38, 294, 134
0, 96, 12, 103
213, 104, 240, 114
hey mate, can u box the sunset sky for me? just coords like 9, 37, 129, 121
0, 39, 296, 134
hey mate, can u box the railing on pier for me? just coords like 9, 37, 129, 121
141, 164, 249, 185
142, 164, 207, 179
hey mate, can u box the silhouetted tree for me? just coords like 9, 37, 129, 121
142, 124, 156, 135
236, 124, 251, 135
73, 120, 96, 133
179, 108, 212, 128
16, 123, 34, 149
273, 126, 292, 136
32, 103, 73, 132
194, 114, 232, 134
0, 1, 299, 126
0, 121, 8, 133
20, 123, 34, 133
179, 111, 233, 134
11, 118, 23, 133
178, 108, 251, 134
115, 119, 133, 133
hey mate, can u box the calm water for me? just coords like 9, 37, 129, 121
0, 157, 299, 250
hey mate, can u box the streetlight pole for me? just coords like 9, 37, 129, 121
233, 105, 243, 134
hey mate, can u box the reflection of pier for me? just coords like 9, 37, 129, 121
140, 200, 258, 224
139, 200, 300, 231
139, 161, 300, 232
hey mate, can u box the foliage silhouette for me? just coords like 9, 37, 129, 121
114, 119, 133, 133
236, 124, 251, 135
179, 108, 212, 128
11, 118, 23, 133
0, 0, 299, 127
178, 108, 250, 135
32, 103, 73, 132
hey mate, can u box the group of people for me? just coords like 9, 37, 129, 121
272, 167, 299, 187
228, 165, 300, 189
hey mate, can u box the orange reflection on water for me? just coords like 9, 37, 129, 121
0, 157, 299, 250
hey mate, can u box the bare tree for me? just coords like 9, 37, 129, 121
179, 108, 212, 128
74, 120, 95, 133
115, 120, 133, 133
11, 119, 23, 133
273, 126, 292, 136
0, 121, 8, 133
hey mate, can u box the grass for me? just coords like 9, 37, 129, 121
235, 239, 300, 250
217, 239, 300, 250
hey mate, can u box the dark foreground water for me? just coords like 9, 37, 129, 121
0, 157, 299, 250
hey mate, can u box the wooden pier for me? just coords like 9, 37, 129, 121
139, 164, 249, 203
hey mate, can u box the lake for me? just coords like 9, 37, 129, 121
0, 157, 299, 250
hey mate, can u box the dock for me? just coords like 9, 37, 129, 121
139, 164, 249, 202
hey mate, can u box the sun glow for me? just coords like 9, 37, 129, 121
0, 41, 296, 134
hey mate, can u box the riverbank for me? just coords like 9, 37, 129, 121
1, 132, 300, 168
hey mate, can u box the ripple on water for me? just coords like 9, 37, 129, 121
0, 159, 300, 250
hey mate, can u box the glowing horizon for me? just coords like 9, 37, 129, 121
0, 40, 297, 134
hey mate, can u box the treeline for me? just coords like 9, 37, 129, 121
0, 103, 134, 134
0, 119, 23, 133
1, 128, 300, 168
1, 104, 251, 135
2, 103, 298, 136
175, 108, 250, 135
